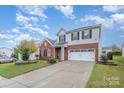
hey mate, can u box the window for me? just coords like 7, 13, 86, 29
43, 49, 47, 56
47, 48, 51, 57
81, 49, 87, 52
71, 32, 79, 41
88, 49, 94, 52
59, 35, 65, 43
70, 50, 74, 52
75, 49, 80, 52
102, 51, 106, 53
82, 29, 92, 39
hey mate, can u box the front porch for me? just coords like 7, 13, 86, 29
55, 46, 68, 61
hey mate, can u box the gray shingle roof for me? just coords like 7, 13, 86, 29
46, 38, 56, 45
56, 24, 101, 35
66, 24, 101, 34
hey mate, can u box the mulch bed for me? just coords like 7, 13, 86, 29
97, 61, 118, 66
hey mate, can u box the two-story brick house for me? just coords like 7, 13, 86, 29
40, 24, 102, 63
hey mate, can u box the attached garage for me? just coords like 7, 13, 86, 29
68, 49, 95, 61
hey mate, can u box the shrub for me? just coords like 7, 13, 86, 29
100, 54, 108, 62
107, 52, 113, 60
21, 52, 30, 61
35, 54, 39, 60
13, 58, 17, 62
113, 51, 121, 56
48, 58, 56, 64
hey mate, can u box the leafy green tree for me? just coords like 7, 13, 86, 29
112, 44, 121, 55
12, 48, 19, 59
17, 40, 37, 61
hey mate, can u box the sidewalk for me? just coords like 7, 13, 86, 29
0, 76, 26, 88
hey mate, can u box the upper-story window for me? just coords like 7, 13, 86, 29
71, 32, 79, 41
59, 35, 66, 43
82, 29, 92, 39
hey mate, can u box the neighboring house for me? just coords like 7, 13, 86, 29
122, 44, 124, 57
40, 24, 102, 63
29, 41, 42, 60
102, 47, 113, 54
0, 47, 13, 58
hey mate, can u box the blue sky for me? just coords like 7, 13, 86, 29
0, 5, 124, 48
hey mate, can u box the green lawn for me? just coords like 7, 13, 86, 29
0, 60, 48, 79
86, 55, 124, 88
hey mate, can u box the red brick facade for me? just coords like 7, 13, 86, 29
40, 40, 55, 60
40, 40, 99, 63
64, 47, 68, 60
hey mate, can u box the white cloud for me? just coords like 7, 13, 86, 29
15, 34, 33, 43
103, 5, 124, 13
17, 5, 47, 18
0, 34, 14, 40
43, 25, 49, 29
0, 33, 39, 45
6, 40, 14, 44
111, 13, 124, 24
80, 15, 113, 28
120, 35, 124, 37
28, 26, 49, 37
21, 23, 49, 37
30, 16, 39, 22
120, 26, 124, 31
16, 13, 39, 26
54, 6, 75, 19
7, 28, 21, 34
16, 13, 30, 25
12, 28, 20, 33
16, 11, 49, 38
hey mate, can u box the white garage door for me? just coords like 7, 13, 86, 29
68, 49, 95, 61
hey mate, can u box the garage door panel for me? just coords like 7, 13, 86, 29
68, 50, 95, 61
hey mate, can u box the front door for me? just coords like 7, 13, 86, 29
55, 48, 61, 61
55, 47, 65, 61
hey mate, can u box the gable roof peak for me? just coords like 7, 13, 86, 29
44, 37, 56, 46
59, 27, 66, 31
57, 27, 66, 36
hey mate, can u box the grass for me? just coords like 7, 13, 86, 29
0, 60, 48, 79
86, 55, 124, 88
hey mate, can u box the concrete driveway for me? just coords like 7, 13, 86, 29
0, 61, 94, 88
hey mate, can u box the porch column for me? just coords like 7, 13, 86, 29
61, 46, 64, 61
53, 48, 55, 58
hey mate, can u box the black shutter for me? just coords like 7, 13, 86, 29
77, 32, 79, 40
64, 35, 66, 42
71, 33, 73, 41
46, 49, 48, 56
59, 36, 60, 42
82, 31, 84, 39
43, 50, 45, 56
89, 29, 92, 38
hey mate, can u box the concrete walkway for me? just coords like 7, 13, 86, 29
0, 61, 94, 88
0, 76, 26, 88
